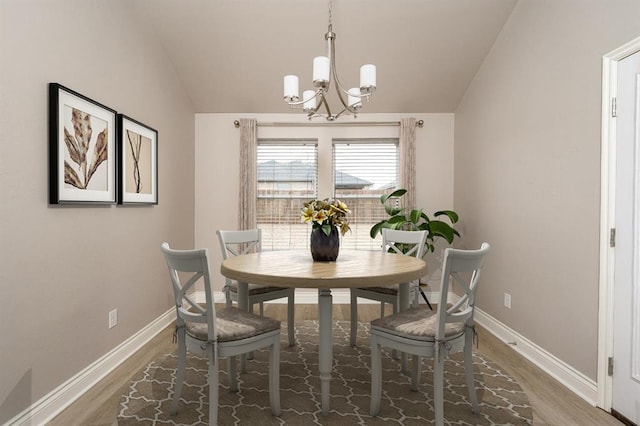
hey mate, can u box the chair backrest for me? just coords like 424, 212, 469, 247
161, 242, 217, 342
217, 229, 262, 260
436, 242, 490, 340
381, 229, 428, 259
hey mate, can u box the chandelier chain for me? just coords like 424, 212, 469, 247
328, 0, 333, 31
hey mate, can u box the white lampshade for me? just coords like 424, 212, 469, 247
284, 75, 299, 100
348, 88, 362, 109
313, 56, 330, 86
303, 90, 317, 111
360, 64, 376, 93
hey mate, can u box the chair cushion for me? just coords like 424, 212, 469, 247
371, 307, 465, 341
186, 306, 281, 342
228, 281, 289, 296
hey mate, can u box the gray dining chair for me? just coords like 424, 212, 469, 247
369, 242, 490, 426
217, 229, 295, 347
161, 242, 281, 425
350, 229, 428, 347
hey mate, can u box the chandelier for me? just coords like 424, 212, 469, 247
282, 0, 376, 121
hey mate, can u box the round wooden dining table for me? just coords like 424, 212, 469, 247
220, 249, 427, 416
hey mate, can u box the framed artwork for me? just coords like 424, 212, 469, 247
117, 115, 158, 204
49, 83, 117, 204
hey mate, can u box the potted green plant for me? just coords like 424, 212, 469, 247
369, 189, 460, 253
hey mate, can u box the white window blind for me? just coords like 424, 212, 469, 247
333, 140, 399, 251
257, 141, 317, 251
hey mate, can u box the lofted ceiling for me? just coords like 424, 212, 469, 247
133, 0, 518, 114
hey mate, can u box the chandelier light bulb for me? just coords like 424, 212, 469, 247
313, 56, 330, 86
348, 88, 362, 109
284, 75, 300, 101
360, 64, 376, 94
303, 90, 317, 112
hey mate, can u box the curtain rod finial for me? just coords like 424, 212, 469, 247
417, 120, 424, 128
234, 120, 240, 128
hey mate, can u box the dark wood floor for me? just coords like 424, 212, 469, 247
49, 304, 621, 425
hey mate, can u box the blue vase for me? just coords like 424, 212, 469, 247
310, 226, 340, 261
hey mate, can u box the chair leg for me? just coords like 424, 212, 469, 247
224, 286, 233, 308
350, 291, 358, 346
259, 301, 264, 317
464, 330, 479, 413
228, 355, 238, 392
208, 345, 219, 426
411, 354, 420, 391
170, 327, 187, 416
240, 353, 247, 372
247, 303, 255, 362
370, 334, 382, 416
434, 345, 445, 426
379, 301, 385, 318
287, 292, 295, 346
269, 337, 281, 416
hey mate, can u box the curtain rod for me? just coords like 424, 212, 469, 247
233, 119, 424, 128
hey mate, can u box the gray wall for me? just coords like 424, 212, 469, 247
454, 0, 640, 381
0, 0, 195, 422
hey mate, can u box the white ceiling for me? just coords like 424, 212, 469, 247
133, 0, 518, 114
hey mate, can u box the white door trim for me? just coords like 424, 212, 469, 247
598, 35, 640, 411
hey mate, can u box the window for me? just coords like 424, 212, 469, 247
257, 141, 317, 251
333, 140, 398, 250
257, 133, 399, 251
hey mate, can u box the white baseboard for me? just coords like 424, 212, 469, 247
6, 308, 175, 426
473, 307, 598, 405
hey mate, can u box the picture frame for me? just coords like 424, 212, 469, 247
49, 83, 117, 204
117, 115, 158, 205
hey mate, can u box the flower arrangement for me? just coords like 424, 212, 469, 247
301, 198, 351, 236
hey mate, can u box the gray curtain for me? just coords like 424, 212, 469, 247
238, 118, 257, 230
399, 117, 417, 210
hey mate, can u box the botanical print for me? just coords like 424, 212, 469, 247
63, 106, 108, 190
125, 129, 152, 194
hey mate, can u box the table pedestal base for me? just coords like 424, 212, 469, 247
318, 288, 332, 415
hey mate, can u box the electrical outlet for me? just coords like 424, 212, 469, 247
109, 309, 118, 328
504, 293, 512, 309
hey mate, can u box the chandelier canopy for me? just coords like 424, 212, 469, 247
283, 0, 376, 121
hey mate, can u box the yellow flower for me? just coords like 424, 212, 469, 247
300, 198, 351, 236
336, 200, 350, 214
313, 209, 328, 225
300, 206, 314, 224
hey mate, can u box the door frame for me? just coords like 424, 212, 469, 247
598, 35, 640, 411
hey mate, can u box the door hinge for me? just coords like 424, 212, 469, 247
612, 97, 617, 118
610, 228, 616, 247
608, 357, 614, 376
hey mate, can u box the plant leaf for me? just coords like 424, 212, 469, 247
384, 203, 402, 216
380, 188, 406, 204
86, 129, 108, 183
387, 215, 407, 225
321, 223, 332, 236
370, 221, 385, 238
63, 127, 83, 166
409, 209, 422, 224
428, 220, 457, 243
71, 108, 92, 154
64, 161, 84, 188
434, 210, 459, 223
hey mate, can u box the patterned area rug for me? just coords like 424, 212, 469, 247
118, 321, 532, 425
